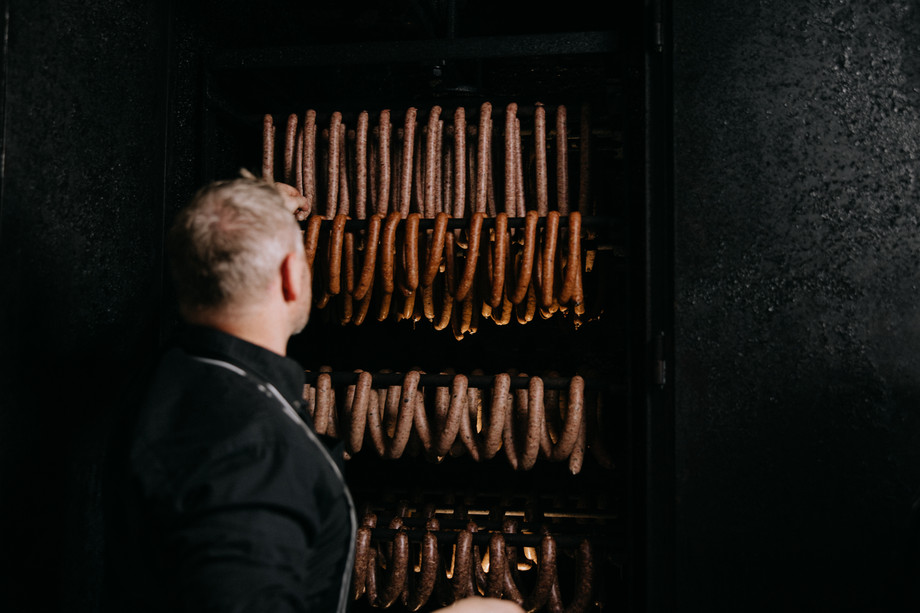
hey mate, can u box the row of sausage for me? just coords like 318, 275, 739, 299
302, 370, 616, 474
353, 510, 599, 612
301, 210, 601, 334
262, 102, 593, 222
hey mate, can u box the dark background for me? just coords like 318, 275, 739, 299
1, 0, 919, 611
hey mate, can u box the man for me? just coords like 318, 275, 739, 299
106, 177, 354, 612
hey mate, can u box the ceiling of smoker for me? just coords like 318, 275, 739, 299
202, 0, 620, 47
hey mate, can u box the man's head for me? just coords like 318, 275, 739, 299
167, 178, 311, 342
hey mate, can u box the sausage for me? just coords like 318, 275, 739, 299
352, 525, 372, 600
479, 373, 510, 460
523, 532, 557, 613
338, 123, 350, 217
413, 385, 433, 456
379, 528, 410, 608
343, 225, 356, 298
504, 102, 518, 216
425, 106, 442, 218
347, 370, 372, 454
475, 102, 492, 214
386, 370, 420, 459
489, 212, 508, 309
326, 213, 347, 296
376, 289, 393, 322
422, 211, 448, 287
558, 211, 582, 305
555, 105, 568, 215
434, 269, 454, 331
568, 399, 587, 475
452, 525, 476, 600
402, 212, 420, 295
454, 211, 485, 302
470, 522, 488, 595
501, 519, 524, 606
521, 375, 544, 470
434, 373, 468, 457
400, 108, 417, 217
327, 112, 342, 218
578, 102, 591, 216
564, 539, 594, 613
550, 375, 585, 461
380, 210, 402, 295
509, 210, 538, 304
295, 125, 304, 197
382, 375, 401, 439
313, 372, 333, 435
407, 522, 439, 611
356, 110, 369, 219
377, 109, 392, 215
284, 113, 298, 184
502, 378, 522, 470
365, 383, 387, 457
353, 272, 375, 326
303, 214, 324, 272
453, 107, 467, 218
262, 114, 274, 182
514, 116, 526, 218
365, 543, 381, 605
413, 125, 425, 216
353, 213, 382, 301
540, 210, 560, 308
303, 110, 317, 214
486, 533, 506, 598
534, 104, 548, 216
457, 381, 482, 461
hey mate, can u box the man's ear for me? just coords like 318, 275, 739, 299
279, 251, 304, 303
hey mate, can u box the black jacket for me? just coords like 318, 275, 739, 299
105, 325, 355, 612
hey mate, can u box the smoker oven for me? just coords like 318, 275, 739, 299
182, 1, 668, 611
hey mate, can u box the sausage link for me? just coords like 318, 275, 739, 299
520, 375, 544, 470
509, 210, 538, 304
313, 372, 333, 435
452, 525, 475, 600
457, 382, 482, 461
338, 123, 351, 217
486, 533, 506, 598
540, 211, 560, 308
365, 543, 381, 605
303, 110, 317, 213
474, 102, 492, 214
356, 110, 369, 219
380, 210, 402, 295
563, 539, 594, 613
550, 375, 585, 461
434, 373, 468, 457
568, 400, 587, 475
326, 213, 347, 296
262, 114, 274, 182
434, 268, 454, 331
378, 529, 410, 608
453, 107, 467, 218
523, 532, 557, 613
352, 525, 372, 600
425, 106, 442, 218
327, 112, 342, 218
402, 212, 420, 295
295, 125, 304, 197
504, 102, 518, 216
407, 524, 439, 611
399, 108, 417, 217
503, 378, 523, 470
558, 211, 582, 305
387, 370, 420, 459
353, 213, 382, 301
347, 370, 372, 454
514, 116, 525, 218
365, 383, 387, 457
422, 211, 448, 287
454, 211, 485, 302
284, 113, 298, 184
377, 109, 392, 215
489, 212, 508, 309
502, 519, 525, 606
303, 214, 324, 272
413, 385, 433, 456
534, 104, 548, 216
555, 105, 568, 215
480, 373, 510, 460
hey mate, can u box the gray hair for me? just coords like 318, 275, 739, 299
167, 178, 301, 312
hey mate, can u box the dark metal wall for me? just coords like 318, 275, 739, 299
0, 1, 187, 610
672, 1, 920, 610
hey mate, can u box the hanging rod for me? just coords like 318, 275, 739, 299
302, 370, 626, 393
